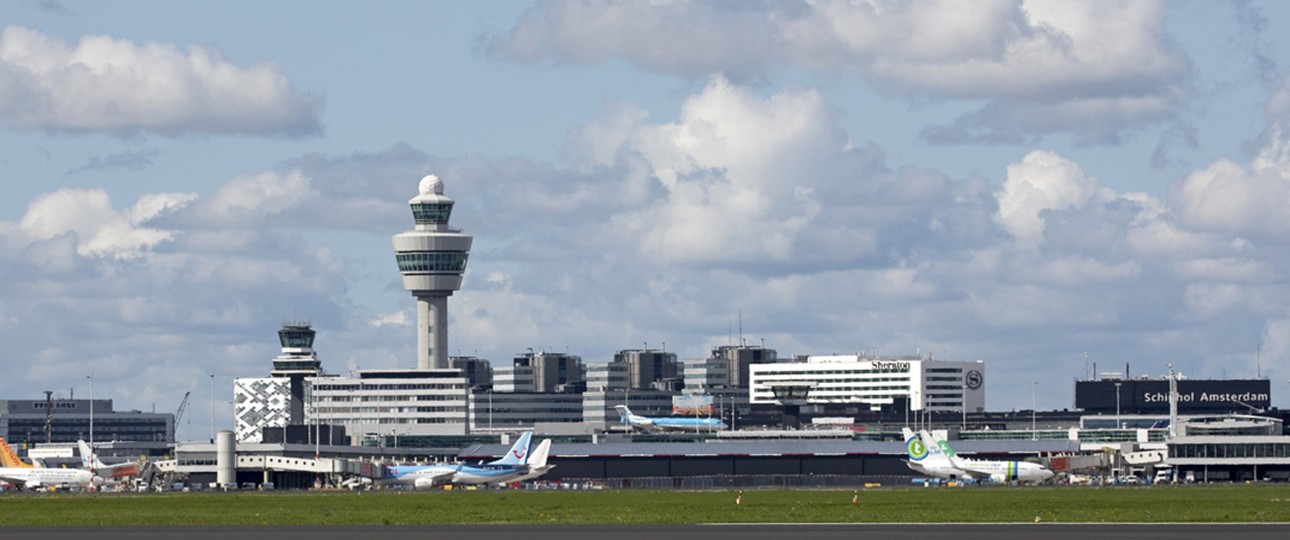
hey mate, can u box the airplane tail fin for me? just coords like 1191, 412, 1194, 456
78, 440, 95, 470
527, 439, 552, 469
0, 437, 35, 469
490, 431, 534, 466
919, 429, 959, 458
902, 428, 930, 462
608, 407, 639, 427
918, 430, 964, 468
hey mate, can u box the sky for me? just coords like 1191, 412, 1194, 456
4, 0, 1290, 436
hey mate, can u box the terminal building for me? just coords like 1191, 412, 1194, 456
308, 369, 470, 437
0, 398, 173, 444
494, 352, 585, 393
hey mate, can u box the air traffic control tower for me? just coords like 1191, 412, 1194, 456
270, 322, 325, 423
392, 175, 472, 370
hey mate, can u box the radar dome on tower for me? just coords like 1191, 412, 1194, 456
419, 174, 443, 196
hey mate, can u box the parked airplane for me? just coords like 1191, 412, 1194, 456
449, 432, 553, 485
901, 427, 969, 480
0, 438, 35, 469
78, 440, 142, 479
501, 439, 554, 484
0, 438, 96, 490
918, 430, 1054, 484
380, 431, 549, 490
615, 405, 727, 433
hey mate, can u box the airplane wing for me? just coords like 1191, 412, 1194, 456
946, 463, 992, 479
0, 470, 31, 487
412, 469, 457, 489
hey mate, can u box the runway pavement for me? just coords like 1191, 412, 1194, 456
4, 524, 1290, 540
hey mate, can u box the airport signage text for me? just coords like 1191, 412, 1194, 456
1141, 391, 1270, 404
868, 361, 911, 373
31, 402, 78, 410
1075, 379, 1271, 414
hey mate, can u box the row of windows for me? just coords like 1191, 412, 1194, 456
318, 395, 463, 403
411, 203, 454, 224
342, 417, 464, 424
753, 381, 908, 391
755, 371, 913, 377
273, 361, 319, 369
313, 384, 465, 391
8, 419, 169, 426
1173, 443, 1290, 459
396, 252, 468, 273
279, 331, 314, 348
470, 407, 584, 413
319, 406, 467, 414
751, 393, 907, 401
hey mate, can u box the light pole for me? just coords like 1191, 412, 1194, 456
1114, 381, 1122, 430
86, 373, 94, 447
961, 374, 967, 431
1031, 381, 1037, 440
208, 374, 215, 442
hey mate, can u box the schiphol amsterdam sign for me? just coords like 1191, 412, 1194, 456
1075, 379, 1272, 413
1141, 390, 1271, 404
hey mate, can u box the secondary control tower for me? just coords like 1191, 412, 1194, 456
269, 321, 324, 424
392, 174, 473, 370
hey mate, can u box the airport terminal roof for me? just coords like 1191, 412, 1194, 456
458, 439, 1081, 460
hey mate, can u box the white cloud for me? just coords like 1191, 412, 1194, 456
1027, 257, 1139, 286
994, 150, 1103, 248
562, 99, 649, 170
0, 25, 322, 136
1170, 134, 1290, 238
1183, 283, 1261, 320
608, 76, 837, 265
369, 311, 409, 328
17, 188, 195, 259
488, 0, 1188, 141
193, 169, 318, 225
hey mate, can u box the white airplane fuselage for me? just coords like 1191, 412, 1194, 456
0, 466, 95, 489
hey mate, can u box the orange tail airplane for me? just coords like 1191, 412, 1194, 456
0, 437, 36, 469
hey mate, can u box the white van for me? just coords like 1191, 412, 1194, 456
1154, 469, 1173, 484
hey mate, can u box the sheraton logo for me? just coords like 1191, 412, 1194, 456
869, 361, 911, 372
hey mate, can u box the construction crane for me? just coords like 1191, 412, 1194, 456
174, 391, 191, 429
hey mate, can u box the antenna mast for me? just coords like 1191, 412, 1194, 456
738, 311, 744, 346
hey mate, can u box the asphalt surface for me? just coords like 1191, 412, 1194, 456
3, 524, 1290, 540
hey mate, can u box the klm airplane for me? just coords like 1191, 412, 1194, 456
380, 432, 552, 490
615, 405, 727, 433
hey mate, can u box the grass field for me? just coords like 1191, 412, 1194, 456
2, 485, 1290, 525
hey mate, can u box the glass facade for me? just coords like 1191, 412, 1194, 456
278, 327, 315, 348
411, 203, 453, 225
396, 252, 469, 273
1172, 442, 1290, 459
